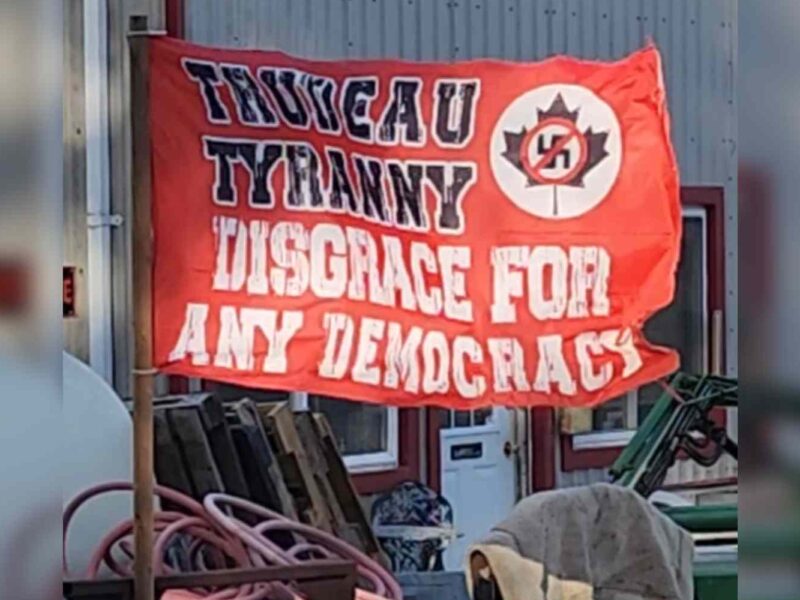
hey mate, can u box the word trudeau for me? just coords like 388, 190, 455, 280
184, 58, 478, 146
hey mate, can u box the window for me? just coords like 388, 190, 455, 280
443, 408, 494, 429
198, 382, 400, 474
574, 205, 712, 449
296, 393, 399, 474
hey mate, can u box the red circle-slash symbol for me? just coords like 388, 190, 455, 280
520, 117, 588, 185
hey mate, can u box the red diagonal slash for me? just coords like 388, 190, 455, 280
521, 117, 588, 185
531, 129, 579, 173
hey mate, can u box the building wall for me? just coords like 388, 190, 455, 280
107, 0, 166, 396
180, 0, 738, 492
182, 0, 737, 378
66, 0, 166, 384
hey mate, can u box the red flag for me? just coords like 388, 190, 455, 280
149, 37, 680, 409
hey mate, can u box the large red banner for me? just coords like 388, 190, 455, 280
150, 37, 680, 409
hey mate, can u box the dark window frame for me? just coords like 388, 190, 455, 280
560, 186, 727, 473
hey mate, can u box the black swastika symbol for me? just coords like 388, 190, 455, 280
537, 133, 572, 170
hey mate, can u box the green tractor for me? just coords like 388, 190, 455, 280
609, 373, 738, 599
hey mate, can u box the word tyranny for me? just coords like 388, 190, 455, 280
204, 136, 476, 234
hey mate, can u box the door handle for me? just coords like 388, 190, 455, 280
503, 441, 516, 457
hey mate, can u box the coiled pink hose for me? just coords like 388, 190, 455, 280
63, 482, 402, 600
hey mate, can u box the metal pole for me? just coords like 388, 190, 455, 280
83, 0, 114, 383
129, 15, 165, 600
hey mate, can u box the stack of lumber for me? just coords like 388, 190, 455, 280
132, 393, 382, 561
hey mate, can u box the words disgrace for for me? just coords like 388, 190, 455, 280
168, 217, 634, 398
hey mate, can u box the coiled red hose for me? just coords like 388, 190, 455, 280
63, 482, 402, 600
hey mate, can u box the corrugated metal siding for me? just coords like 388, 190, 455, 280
182, 0, 738, 488
186, 2, 731, 156
556, 454, 737, 492
182, 0, 736, 369
184, 1, 736, 178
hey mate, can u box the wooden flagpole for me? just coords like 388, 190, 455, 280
129, 14, 164, 600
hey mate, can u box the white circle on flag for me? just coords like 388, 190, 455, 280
489, 84, 623, 220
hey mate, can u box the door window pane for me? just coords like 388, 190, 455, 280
443, 408, 494, 429
453, 410, 471, 428
473, 407, 493, 426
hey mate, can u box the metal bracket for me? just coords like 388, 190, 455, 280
128, 14, 167, 37
87, 213, 124, 228
127, 28, 167, 37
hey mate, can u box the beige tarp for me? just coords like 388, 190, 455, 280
465, 483, 693, 600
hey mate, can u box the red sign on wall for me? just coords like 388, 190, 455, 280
63, 266, 76, 318
149, 37, 681, 409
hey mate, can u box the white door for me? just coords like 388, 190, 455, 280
440, 408, 516, 571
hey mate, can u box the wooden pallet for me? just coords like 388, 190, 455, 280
310, 413, 385, 561
153, 394, 250, 500
144, 395, 382, 562
255, 402, 336, 533
225, 398, 298, 520
152, 407, 193, 499
256, 403, 384, 558
293, 412, 356, 544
